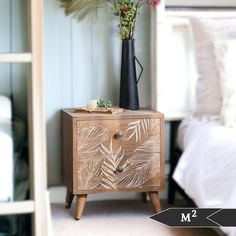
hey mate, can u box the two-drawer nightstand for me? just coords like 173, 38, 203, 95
61, 109, 164, 220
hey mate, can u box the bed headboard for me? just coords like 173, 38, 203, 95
151, 2, 236, 120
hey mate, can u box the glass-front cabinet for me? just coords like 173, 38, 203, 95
0, 0, 47, 235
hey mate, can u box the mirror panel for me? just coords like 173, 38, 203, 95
0, 63, 29, 203
0, 214, 32, 235
0, 0, 29, 53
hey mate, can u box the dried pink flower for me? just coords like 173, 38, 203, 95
147, 0, 161, 8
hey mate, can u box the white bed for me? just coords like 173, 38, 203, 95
173, 117, 236, 236
151, 5, 236, 236
0, 96, 14, 202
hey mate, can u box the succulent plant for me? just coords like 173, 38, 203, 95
97, 99, 112, 109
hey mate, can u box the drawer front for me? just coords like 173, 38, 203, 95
75, 118, 161, 155
74, 118, 162, 192
75, 153, 161, 192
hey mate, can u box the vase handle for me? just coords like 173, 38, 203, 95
135, 56, 144, 84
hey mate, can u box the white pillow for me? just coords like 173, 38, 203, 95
214, 40, 236, 127
190, 17, 236, 118
0, 96, 12, 119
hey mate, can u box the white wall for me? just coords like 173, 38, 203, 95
44, 0, 152, 186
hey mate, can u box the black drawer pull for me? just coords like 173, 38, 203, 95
114, 131, 123, 139
114, 167, 124, 174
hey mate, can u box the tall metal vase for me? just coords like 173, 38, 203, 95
119, 39, 143, 110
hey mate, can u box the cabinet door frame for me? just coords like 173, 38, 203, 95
28, 0, 48, 235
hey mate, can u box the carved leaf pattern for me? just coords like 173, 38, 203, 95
77, 125, 109, 155
135, 136, 160, 154
115, 138, 160, 189
125, 119, 159, 143
76, 125, 109, 190
76, 118, 160, 191
100, 140, 124, 189
76, 155, 103, 190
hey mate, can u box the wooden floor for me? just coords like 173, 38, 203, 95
51, 199, 221, 236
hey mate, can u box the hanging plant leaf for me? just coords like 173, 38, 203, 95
59, 0, 108, 21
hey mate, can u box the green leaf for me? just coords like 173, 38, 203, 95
59, 0, 108, 21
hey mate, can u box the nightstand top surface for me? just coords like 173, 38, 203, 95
62, 108, 164, 120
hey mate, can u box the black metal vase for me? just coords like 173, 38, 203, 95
119, 39, 143, 110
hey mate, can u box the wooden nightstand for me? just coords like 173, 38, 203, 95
61, 109, 164, 220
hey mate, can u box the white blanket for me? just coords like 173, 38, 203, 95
173, 117, 236, 236
0, 96, 13, 202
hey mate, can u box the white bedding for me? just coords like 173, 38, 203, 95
173, 117, 236, 236
0, 96, 13, 202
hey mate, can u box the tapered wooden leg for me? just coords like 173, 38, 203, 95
148, 191, 161, 213
75, 194, 87, 220
65, 190, 74, 209
141, 192, 147, 202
